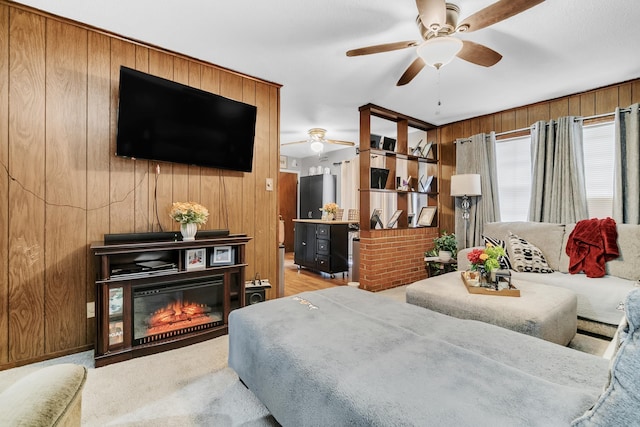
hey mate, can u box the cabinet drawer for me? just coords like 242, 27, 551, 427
316, 239, 330, 255
316, 255, 330, 270
316, 224, 330, 238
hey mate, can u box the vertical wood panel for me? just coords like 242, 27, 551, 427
199, 67, 221, 229
219, 71, 244, 234
528, 103, 550, 123
86, 31, 111, 345
580, 92, 595, 116
242, 79, 257, 278
8, 9, 46, 361
568, 95, 581, 116
109, 39, 136, 233
171, 58, 190, 209
133, 46, 150, 233
44, 20, 87, 352
595, 86, 619, 115
549, 98, 568, 119
632, 81, 640, 104
619, 83, 632, 108
0, 3, 8, 364
269, 84, 280, 298
148, 50, 175, 232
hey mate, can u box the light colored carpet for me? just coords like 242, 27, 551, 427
0, 336, 277, 426
0, 287, 610, 426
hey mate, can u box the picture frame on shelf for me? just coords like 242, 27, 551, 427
408, 213, 415, 227
382, 136, 396, 151
386, 210, 403, 228
211, 246, 234, 266
417, 206, 437, 227
370, 134, 382, 149
186, 248, 206, 270
411, 139, 426, 156
420, 175, 434, 192
370, 208, 384, 229
421, 142, 434, 159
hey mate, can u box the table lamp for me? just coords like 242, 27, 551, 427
451, 174, 482, 247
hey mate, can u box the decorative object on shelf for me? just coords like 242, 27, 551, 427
382, 136, 396, 151
211, 246, 234, 265
451, 174, 481, 247
466, 243, 505, 287
185, 248, 206, 270
320, 202, 339, 221
417, 206, 437, 227
421, 142, 434, 159
370, 208, 384, 229
386, 210, 403, 228
170, 201, 209, 241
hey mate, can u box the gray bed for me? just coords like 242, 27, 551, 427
228, 286, 628, 426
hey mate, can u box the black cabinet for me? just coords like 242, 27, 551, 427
294, 221, 349, 276
300, 175, 336, 219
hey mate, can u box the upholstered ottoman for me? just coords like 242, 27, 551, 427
407, 271, 577, 345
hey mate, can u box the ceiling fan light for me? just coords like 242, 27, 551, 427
417, 37, 463, 69
310, 140, 324, 153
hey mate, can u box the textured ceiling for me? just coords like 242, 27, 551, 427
13, 0, 640, 158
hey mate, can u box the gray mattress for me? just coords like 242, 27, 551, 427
229, 287, 609, 426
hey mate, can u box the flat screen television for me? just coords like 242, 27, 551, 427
116, 66, 257, 172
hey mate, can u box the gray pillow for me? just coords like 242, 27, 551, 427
572, 288, 640, 426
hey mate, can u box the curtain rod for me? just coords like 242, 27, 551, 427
457, 107, 634, 143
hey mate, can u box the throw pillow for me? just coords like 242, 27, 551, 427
572, 288, 640, 426
482, 235, 513, 270
508, 232, 554, 273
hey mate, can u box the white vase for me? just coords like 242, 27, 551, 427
438, 250, 452, 261
180, 223, 198, 241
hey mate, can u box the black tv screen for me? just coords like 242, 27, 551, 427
116, 66, 257, 172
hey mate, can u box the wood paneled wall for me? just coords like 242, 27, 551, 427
0, 2, 280, 368
438, 79, 640, 234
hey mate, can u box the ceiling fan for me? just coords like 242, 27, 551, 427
346, 0, 545, 86
282, 128, 356, 153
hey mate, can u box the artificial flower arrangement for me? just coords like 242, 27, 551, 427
169, 202, 209, 226
320, 202, 339, 215
467, 243, 505, 274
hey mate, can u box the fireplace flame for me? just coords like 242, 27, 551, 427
147, 301, 213, 330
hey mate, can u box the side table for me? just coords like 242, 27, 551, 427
425, 257, 457, 277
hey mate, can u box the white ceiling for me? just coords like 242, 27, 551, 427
14, 0, 640, 158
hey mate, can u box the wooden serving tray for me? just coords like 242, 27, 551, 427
460, 271, 520, 297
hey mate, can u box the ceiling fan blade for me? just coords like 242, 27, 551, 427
456, 40, 502, 67
281, 140, 307, 146
327, 139, 356, 147
346, 41, 418, 57
458, 0, 545, 33
415, 0, 446, 29
397, 57, 426, 86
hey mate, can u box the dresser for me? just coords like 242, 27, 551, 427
293, 220, 353, 277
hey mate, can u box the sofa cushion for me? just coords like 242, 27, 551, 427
572, 289, 640, 426
483, 222, 565, 271
508, 233, 554, 273
605, 224, 640, 281
483, 235, 513, 270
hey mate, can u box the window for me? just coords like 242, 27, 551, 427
493, 121, 615, 221
583, 121, 615, 218
495, 135, 531, 221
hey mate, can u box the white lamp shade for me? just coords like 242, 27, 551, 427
417, 37, 463, 69
310, 140, 324, 153
451, 174, 481, 197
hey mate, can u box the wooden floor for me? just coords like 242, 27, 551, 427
283, 252, 352, 297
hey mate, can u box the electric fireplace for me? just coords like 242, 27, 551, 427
132, 277, 224, 346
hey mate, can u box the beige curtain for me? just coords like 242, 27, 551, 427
528, 117, 588, 223
613, 104, 640, 224
455, 132, 501, 248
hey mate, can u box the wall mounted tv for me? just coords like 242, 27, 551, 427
116, 66, 257, 172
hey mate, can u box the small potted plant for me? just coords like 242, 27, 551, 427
432, 231, 457, 261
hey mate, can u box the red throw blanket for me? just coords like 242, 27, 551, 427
566, 218, 619, 278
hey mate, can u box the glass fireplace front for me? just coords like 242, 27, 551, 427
133, 276, 224, 346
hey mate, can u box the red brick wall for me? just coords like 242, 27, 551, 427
359, 227, 439, 292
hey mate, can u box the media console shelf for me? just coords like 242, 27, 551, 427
91, 233, 251, 367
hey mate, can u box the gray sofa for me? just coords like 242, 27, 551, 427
458, 221, 639, 337
229, 286, 640, 426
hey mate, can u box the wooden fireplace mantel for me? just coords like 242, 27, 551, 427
91, 233, 252, 367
